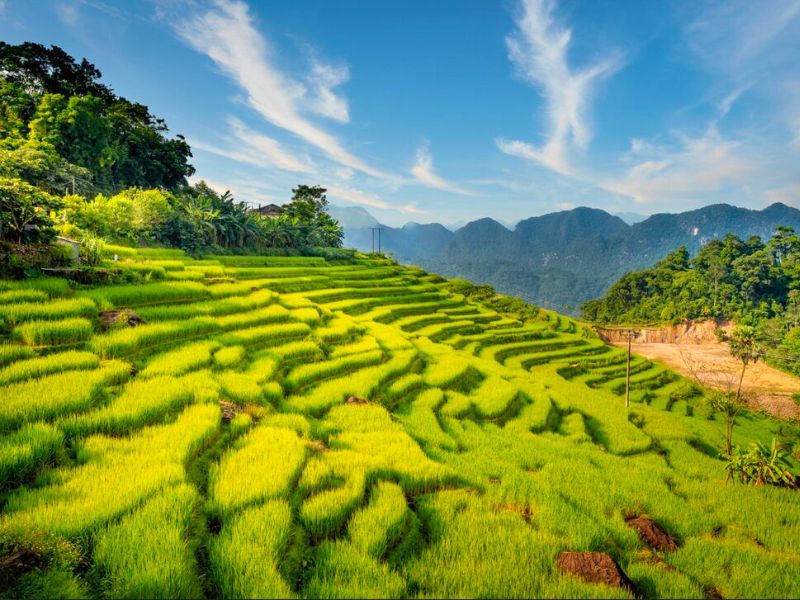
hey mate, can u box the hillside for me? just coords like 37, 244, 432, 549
0, 252, 798, 598
340, 203, 800, 313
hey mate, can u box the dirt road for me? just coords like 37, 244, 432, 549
611, 340, 800, 419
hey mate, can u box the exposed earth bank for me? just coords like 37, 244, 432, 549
597, 320, 800, 420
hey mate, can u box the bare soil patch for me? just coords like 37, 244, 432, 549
626, 516, 679, 552
556, 551, 635, 592
611, 340, 800, 420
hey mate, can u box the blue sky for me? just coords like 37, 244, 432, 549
2, 0, 799, 226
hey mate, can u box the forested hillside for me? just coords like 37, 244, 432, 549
339, 204, 800, 314
0, 42, 343, 270
582, 229, 800, 375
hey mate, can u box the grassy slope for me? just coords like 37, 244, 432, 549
0, 250, 798, 599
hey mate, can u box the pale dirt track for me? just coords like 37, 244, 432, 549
611, 341, 800, 420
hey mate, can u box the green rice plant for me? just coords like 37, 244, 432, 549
440, 391, 473, 418
469, 375, 521, 419
140, 341, 220, 378
13, 318, 94, 346
304, 540, 406, 599
0, 289, 49, 304
263, 381, 283, 404
208, 500, 296, 598
0, 403, 220, 538
215, 304, 290, 330
315, 315, 364, 343
361, 321, 414, 351
246, 355, 278, 383
60, 371, 219, 437
217, 322, 311, 348
0, 298, 96, 328
261, 413, 311, 437
385, 373, 424, 402
112, 261, 167, 280
423, 355, 485, 390
92, 483, 203, 599
397, 388, 457, 452
0, 423, 64, 489
162, 268, 205, 281
79, 281, 209, 309
0, 344, 35, 368
283, 349, 384, 392
286, 350, 418, 416
136, 290, 275, 321
213, 345, 246, 369
0, 350, 99, 385
289, 307, 322, 325
216, 372, 264, 405
91, 317, 219, 358
348, 481, 409, 559
0, 277, 70, 297
329, 335, 381, 358
277, 340, 326, 360
0, 360, 130, 431
207, 425, 306, 517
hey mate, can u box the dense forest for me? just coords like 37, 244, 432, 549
0, 42, 343, 270
582, 229, 800, 375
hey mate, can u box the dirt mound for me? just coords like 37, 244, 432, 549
346, 396, 368, 405
100, 310, 145, 330
219, 401, 240, 422
626, 516, 679, 551
556, 551, 635, 592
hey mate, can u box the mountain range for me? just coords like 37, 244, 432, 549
327, 203, 800, 314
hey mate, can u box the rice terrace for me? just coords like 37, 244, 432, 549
2, 0, 800, 598
0, 248, 797, 598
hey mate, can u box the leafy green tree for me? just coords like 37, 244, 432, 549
728, 325, 764, 404
0, 176, 60, 242
283, 185, 343, 248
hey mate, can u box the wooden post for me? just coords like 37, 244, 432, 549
625, 330, 632, 408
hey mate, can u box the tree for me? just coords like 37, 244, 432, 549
0, 176, 60, 242
728, 325, 763, 405
283, 185, 343, 248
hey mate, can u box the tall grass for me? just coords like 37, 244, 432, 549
79, 281, 209, 309
0, 298, 96, 328
92, 483, 203, 599
0, 350, 99, 385
0, 403, 220, 537
60, 372, 219, 437
0, 360, 130, 430
208, 500, 296, 598
207, 425, 306, 518
0, 423, 64, 489
13, 318, 94, 346
140, 341, 220, 378
91, 317, 219, 358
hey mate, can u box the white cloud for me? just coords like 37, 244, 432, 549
764, 183, 800, 206
500, 0, 622, 174
410, 144, 474, 195
305, 60, 350, 123
602, 127, 754, 203
173, 0, 387, 178
326, 185, 427, 215
56, 1, 80, 25
189, 118, 313, 174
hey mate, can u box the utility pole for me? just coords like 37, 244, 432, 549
369, 227, 384, 254
624, 329, 638, 408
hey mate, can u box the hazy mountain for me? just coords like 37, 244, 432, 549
614, 211, 649, 225
337, 202, 800, 314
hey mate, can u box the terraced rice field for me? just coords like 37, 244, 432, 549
0, 250, 798, 598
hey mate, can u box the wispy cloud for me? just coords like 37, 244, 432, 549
190, 117, 313, 173
602, 127, 754, 203
410, 143, 474, 195
172, 0, 387, 178
497, 0, 622, 175
327, 185, 427, 215
304, 59, 350, 123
